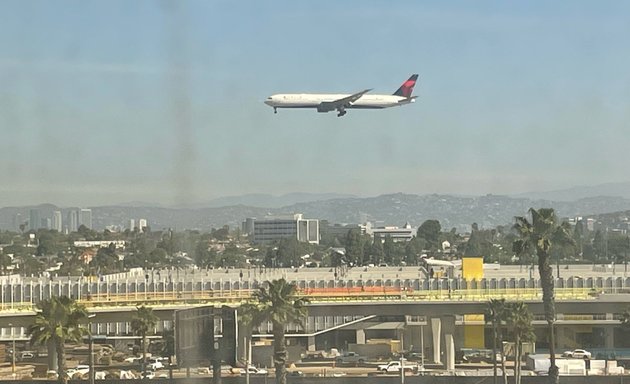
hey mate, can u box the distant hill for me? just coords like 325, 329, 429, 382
4, 193, 630, 233
516, 181, 630, 201
182, 193, 357, 209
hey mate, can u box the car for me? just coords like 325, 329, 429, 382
240, 365, 269, 375
562, 349, 592, 359
141, 370, 155, 379
377, 361, 417, 373
19, 351, 35, 360
335, 351, 367, 364
66, 365, 90, 378
123, 356, 141, 363
146, 358, 164, 370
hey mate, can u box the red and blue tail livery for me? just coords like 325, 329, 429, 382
264, 74, 420, 117
393, 74, 419, 98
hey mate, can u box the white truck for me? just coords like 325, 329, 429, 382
377, 361, 418, 373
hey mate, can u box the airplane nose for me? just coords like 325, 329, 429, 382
264, 97, 274, 106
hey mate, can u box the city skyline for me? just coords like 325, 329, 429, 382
2, 1, 630, 207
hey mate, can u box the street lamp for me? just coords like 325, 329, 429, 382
9, 323, 16, 380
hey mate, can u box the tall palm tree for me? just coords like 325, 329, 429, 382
485, 299, 507, 384
505, 301, 535, 384
130, 305, 159, 368
241, 278, 309, 384
27, 296, 89, 384
513, 208, 573, 384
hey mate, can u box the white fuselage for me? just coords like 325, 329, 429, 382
264, 93, 414, 110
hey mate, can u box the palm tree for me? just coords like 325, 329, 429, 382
505, 301, 535, 384
27, 296, 89, 384
513, 208, 573, 384
240, 278, 309, 384
485, 299, 507, 384
130, 305, 159, 369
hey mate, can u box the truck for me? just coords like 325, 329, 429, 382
377, 361, 418, 373
335, 352, 367, 364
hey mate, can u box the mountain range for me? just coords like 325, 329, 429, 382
4, 185, 630, 232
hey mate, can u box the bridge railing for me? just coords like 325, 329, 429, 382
0, 285, 604, 313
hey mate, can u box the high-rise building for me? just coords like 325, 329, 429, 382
138, 219, 148, 232
52, 211, 63, 232
29, 209, 42, 231
129, 219, 136, 231
79, 209, 93, 230
13, 213, 23, 232
67, 210, 79, 232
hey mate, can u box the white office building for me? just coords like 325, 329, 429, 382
247, 214, 319, 244
362, 222, 416, 242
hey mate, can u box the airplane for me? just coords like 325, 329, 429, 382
264, 74, 419, 117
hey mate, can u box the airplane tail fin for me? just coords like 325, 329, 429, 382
393, 74, 419, 97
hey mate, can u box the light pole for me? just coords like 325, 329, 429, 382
9, 323, 16, 380
88, 314, 96, 384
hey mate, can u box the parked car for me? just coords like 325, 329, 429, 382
142, 370, 155, 379
66, 365, 90, 378
377, 361, 417, 373
562, 349, 591, 359
19, 351, 35, 360
123, 356, 141, 363
335, 352, 367, 364
147, 358, 164, 370
238, 365, 268, 375
301, 351, 335, 362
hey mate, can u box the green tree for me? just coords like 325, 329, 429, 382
592, 230, 605, 261
513, 208, 573, 384
505, 301, 535, 384
130, 306, 159, 368
345, 228, 365, 265
27, 296, 89, 384
241, 279, 308, 384
194, 239, 217, 268
417, 220, 441, 251
369, 237, 384, 264
90, 243, 119, 274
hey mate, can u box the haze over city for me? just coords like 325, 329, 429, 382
2, 1, 630, 207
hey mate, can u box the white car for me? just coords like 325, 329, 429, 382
562, 349, 592, 359
123, 356, 141, 363
243, 366, 268, 375
66, 365, 90, 378
142, 370, 155, 379
146, 358, 164, 370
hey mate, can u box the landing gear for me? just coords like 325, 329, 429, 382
273, 107, 277, 114
337, 108, 347, 117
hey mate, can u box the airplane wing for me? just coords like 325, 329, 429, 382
318, 89, 372, 112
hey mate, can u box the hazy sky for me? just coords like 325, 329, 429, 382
2, 1, 630, 207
